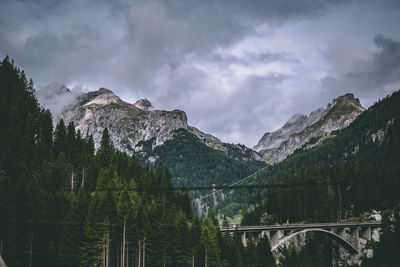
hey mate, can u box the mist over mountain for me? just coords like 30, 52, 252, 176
3, 0, 400, 264
48, 87, 261, 163
38, 85, 364, 168
36, 83, 83, 120
45, 86, 264, 216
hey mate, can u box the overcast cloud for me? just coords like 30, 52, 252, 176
1, 0, 400, 147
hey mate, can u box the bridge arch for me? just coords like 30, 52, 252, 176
271, 228, 358, 254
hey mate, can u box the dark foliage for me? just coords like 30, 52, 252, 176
0, 57, 275, 266
136, 128, 265, 216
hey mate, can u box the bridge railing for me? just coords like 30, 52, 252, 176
219, 221, 381, 232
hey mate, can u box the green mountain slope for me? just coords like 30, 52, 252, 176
135, 128, 266, 215
0, 57, 275, 266
139, 129, 265, 187
56, 86, 266, 212
220, 90, 400, 222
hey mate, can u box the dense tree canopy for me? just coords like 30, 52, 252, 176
0, 57, 276, 266
236, 90, 400, 264
235, 90, 400, 226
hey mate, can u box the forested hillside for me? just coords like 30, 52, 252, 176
0, 57, 275, 266
137, 129, 265, 189
231, 89, 400, 224
221, 90, 400, 266
136, 128, 265, 214
51, 82, 266, 216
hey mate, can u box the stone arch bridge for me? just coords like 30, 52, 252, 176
219, 221, 381, 258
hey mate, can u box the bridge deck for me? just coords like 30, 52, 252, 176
219, 221, 381, 232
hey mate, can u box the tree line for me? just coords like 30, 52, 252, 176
0, 56, 276, 266
235, 90, 400, 264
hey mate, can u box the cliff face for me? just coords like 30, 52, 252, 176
61, 88, 188, 155
254, 93, 366, 164
59, 87, 263, 162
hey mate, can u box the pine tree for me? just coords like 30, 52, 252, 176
54, 119, 67, 158
173, 210, 192, 266
255, 236, 275, 266
96, 128, 114, 168
200, 218, 221, 267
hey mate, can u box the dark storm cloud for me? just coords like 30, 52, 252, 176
371, 34, 400, 85
323, 34, 400, 100
210, 51, 299, 66
112, 0, 345, 96
0, 0, 348, 90
2, 0, 399, 146
160, 70, 290, 146
0, 0, 123, 83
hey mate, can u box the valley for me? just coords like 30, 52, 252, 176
1, 57, 400, 266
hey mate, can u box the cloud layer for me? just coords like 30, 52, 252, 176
323, 34, 400, 103
1, 0, 400, 146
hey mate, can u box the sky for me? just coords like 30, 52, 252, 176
1, 0, 400, 147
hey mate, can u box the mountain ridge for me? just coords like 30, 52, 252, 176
56, 86, 263, 164
254, 93, 365, 164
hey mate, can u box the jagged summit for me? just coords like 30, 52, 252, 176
329, 93, 361, 107
61, 87, 187, 152
254, 114, 307, 151
254, 93, 365, 164
134, 98, 153, 111
98, 87, 113, 94
75, 88, 155, 112
253, 110, 325, 152
285, 114, 307, 126
82, 87, 122, 107
59, 87, 263, 163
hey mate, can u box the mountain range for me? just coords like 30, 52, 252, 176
37, 85, 366, 215
38, 85, 364, 167
253, 93, 365, 164
235, 89, 400, 223
48, 86, 262, 163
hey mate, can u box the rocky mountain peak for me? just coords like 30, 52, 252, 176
332, 93, 357, 104
253, 113, 316, 152
254, 93, 365, 164
61, 88, 189, 153
98, 87, 113, 94
58, 87, 263, 164
79, 87, 122, 107
328, 93, 363, 111
283, 114, 308, 128
134, 98, 153, 111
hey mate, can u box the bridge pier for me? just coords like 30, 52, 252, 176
350, 227, 360, 250
242, 232, 246, 246
220, 221, 381, 259
270, 230, 284, 248
336, 227, 346, 240
261, 230, 270, 240
361, 226, 371, 241
371, 226, 380, 242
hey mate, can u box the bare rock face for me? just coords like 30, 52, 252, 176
61, 88, 189, 155
134, 98, 153, 111
254, 93, 365, 164
59, 87, 263, 162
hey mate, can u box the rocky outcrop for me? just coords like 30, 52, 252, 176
61, 88, 189, 155
59, 87, 263, 162
253, 110, 325, 152
134, 98, 153, 111
254, 93, 365, 164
